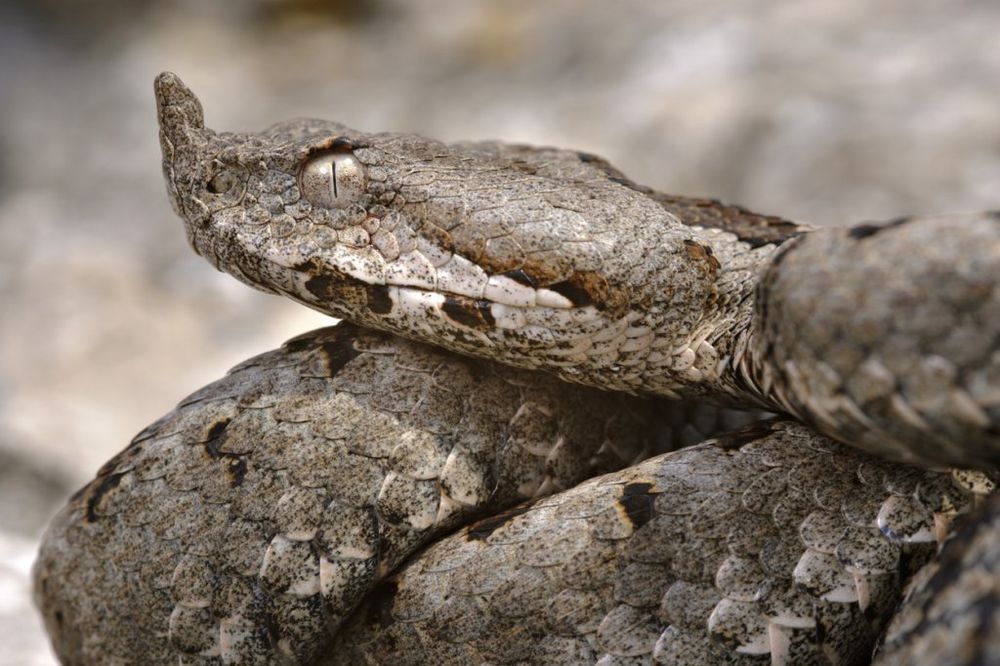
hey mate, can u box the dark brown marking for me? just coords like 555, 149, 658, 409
319, 329, 362, 377
366, 285, 393, 314
504, 268, 539, 288
548, 278, 593, 306
442, 295, 496, 330
304, 274, 337, 301
548, 270, 629, 314
714, 418, 782, 450
467, 504, 534, 541
310, 136, 355, 153
84, 471, 127, 523
204, 418, 231, 459
683, 239, 722, 277
299, 265, 371, 314
656, 194, 803, 247
417, 223, 455, 254
458, 246, 563, 286
224, 456, 248, 487
618, 482, 657, 529
848, 216, 911, 240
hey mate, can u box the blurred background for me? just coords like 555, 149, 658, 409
1, 0, 999, 661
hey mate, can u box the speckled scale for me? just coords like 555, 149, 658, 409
757, 216, 1000, 470
326, 420, 990, 665
875, 492, 1000, 666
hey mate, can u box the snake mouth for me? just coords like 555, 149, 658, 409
289, 254, 608, 336
271, 252, 652, 369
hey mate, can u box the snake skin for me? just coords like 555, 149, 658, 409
32, 72, 1000, 665
874, 492, 1000, 666
326, 420, 991, 665
33, 324, 757, 664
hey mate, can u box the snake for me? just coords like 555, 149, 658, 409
32, 72, 1000, 665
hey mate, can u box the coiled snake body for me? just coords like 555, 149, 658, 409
33, 73, 1000, 665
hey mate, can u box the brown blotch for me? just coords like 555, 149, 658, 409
304, 273, 337, 301
319, 328, 362, 377
309, 136, 355, 154
467, 504, 534, 541
84, 471, 127, 523
417, 223, 455, 254
297, 259, 371, 311
618, 482, 657, 529
302, 271, 369, 312
461, 246, 563, 286
442, 295, 496, 330
683, 239, 721, 277
366, 285, 393, 314
204, 418, 232, 459
223, 456, 248, 487
549, 270, 629, 314
503, 268, 539, 288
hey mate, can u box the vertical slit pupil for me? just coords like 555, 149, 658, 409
331, 160, 339, 199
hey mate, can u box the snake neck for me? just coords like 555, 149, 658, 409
601, 224, 800, 411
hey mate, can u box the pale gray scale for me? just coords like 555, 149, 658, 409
756, 215, 1000, 469
34, 323, 765, 665
324, 420, 989, 666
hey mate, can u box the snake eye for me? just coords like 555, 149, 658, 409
207, 170, 238, 194
299, 152, 366, 209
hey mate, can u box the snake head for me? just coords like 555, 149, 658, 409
153, 73, 762, 392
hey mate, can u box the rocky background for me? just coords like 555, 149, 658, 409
2, 0, 999, 661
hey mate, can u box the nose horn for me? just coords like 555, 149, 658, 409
154, 72, 206, 156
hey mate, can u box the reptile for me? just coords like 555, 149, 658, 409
32, 72, 1000, 664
